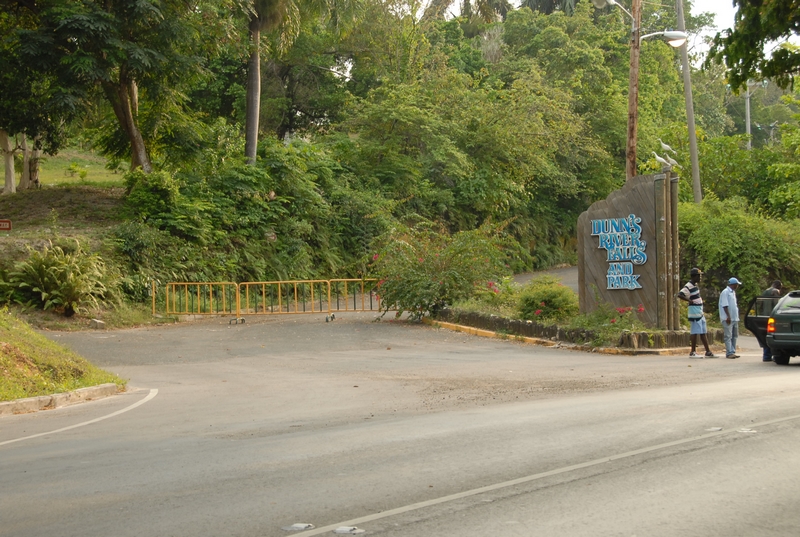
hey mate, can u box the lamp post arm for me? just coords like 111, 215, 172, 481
608, 0, 634, 26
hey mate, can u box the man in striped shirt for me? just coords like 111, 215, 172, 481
677, 268, 715, 358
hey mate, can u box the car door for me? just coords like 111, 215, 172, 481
744, 296, 780, 347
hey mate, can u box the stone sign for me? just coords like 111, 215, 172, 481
577, 173, 680, 329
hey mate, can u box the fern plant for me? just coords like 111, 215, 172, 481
8, 242, 109, 317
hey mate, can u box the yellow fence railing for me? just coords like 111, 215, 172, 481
239, 280, 331, 315
161, 282, 239, 317
329, 278, 382, 313
153, 279, 383, 319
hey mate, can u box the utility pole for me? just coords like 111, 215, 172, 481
626, 0, 642, 180
676, 0, 702, 202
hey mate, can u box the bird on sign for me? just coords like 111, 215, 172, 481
652, 152, 672, 171
665, 155, 681, 168
658, 138, 677, 155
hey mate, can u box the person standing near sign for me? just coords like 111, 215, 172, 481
760, 280, 783, 362
719, 278, 742, 359
677, 268, 715, 358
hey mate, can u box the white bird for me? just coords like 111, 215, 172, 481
658, 138, 677, 155
653, 152, 672, 170
665, 155, 681, 168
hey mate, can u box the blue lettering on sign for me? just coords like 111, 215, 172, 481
591, 214, 647, 290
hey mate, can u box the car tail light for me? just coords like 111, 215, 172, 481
767, 318, 776, 333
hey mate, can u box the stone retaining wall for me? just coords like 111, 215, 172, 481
435, 308, 724, 349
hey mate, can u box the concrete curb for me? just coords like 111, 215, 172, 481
424, 318, 693, 356
0, 383, 120, 417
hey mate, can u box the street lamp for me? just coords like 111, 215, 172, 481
592, 0, 688, 180
640, 31, 687, 47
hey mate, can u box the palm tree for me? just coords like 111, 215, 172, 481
520, 0, 578, 15
244, 0, 359, 163
245, 0, 298, 163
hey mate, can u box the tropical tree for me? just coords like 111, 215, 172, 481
708, 0, 800, 90
17, 0, 211, 173
244, 0, 362, 163
0, 2, 79, 192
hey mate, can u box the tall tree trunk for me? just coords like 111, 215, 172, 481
0, 129, 16, 194
29, 146, 41, 189
244, 20, 262, 165
19, 134, 31, 190
103, 77, 152, 173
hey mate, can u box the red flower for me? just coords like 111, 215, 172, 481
535, 309, 542, 315
610, 318, 617, 324
637, 304, 645, 313
540, 302, 545, 307
372, 254, 379, 261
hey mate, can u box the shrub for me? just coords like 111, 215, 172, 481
6, 241, 111, 316
565, 301, 648, 347
370, 222, 510, 319
518, 275, 578, 323
679, 197, 800, 314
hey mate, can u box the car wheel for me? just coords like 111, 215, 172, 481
772, 350, 791, 365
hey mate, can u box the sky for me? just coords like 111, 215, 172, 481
691, 0, 735, 34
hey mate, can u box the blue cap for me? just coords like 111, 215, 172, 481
728, 277, 742, 285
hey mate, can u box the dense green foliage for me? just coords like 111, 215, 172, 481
678, 198, 800, 312
4, 0, 800, 323
3, 242, 114, 316
369, 222, 510, 318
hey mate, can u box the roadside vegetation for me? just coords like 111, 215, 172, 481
0, 307, 124, 401
2, 0, 800, 345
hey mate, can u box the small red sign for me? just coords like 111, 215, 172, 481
0, 220, 11, 231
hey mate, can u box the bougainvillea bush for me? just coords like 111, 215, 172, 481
370, 222, 510, 319
518, 275, 579, 323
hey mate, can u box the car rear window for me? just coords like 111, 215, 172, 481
777, 295, 800, 313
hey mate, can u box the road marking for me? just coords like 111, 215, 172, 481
0, 389, 158, 447
292, 412, 800, 536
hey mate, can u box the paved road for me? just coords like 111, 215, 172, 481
514, 265, 579, 291
1, 314, 797, 536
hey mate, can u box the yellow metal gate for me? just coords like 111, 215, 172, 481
153, 279, 383, 318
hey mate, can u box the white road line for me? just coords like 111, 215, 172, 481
0, 389, 158, 447
292, 412, 800, 536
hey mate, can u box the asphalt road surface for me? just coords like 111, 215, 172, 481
2, 314, 799, 537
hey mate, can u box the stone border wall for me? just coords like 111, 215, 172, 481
435, 309, 596, 345
435, 308, 724, 349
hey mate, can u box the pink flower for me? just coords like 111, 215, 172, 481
535, 309, 542, 315
540, 302, 545, 307
418, 258, 424, 263
493, 288, 499, 294
372, 254, 379, 261
637, 304, 645, 313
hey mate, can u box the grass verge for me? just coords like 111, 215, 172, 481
0, 307, 126, 402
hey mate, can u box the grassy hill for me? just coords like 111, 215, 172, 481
0, 186, 126, 267
0, 151, 161, 330
0, 308, 125, 401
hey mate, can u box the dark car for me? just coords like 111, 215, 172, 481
745, 291, 800, 365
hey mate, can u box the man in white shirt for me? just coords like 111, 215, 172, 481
719, 277, 741, 358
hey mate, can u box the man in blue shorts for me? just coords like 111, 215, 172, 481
677, 268, 715, 358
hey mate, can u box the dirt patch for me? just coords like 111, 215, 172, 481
0, 186, 125, 268
0, 186, 124, 226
